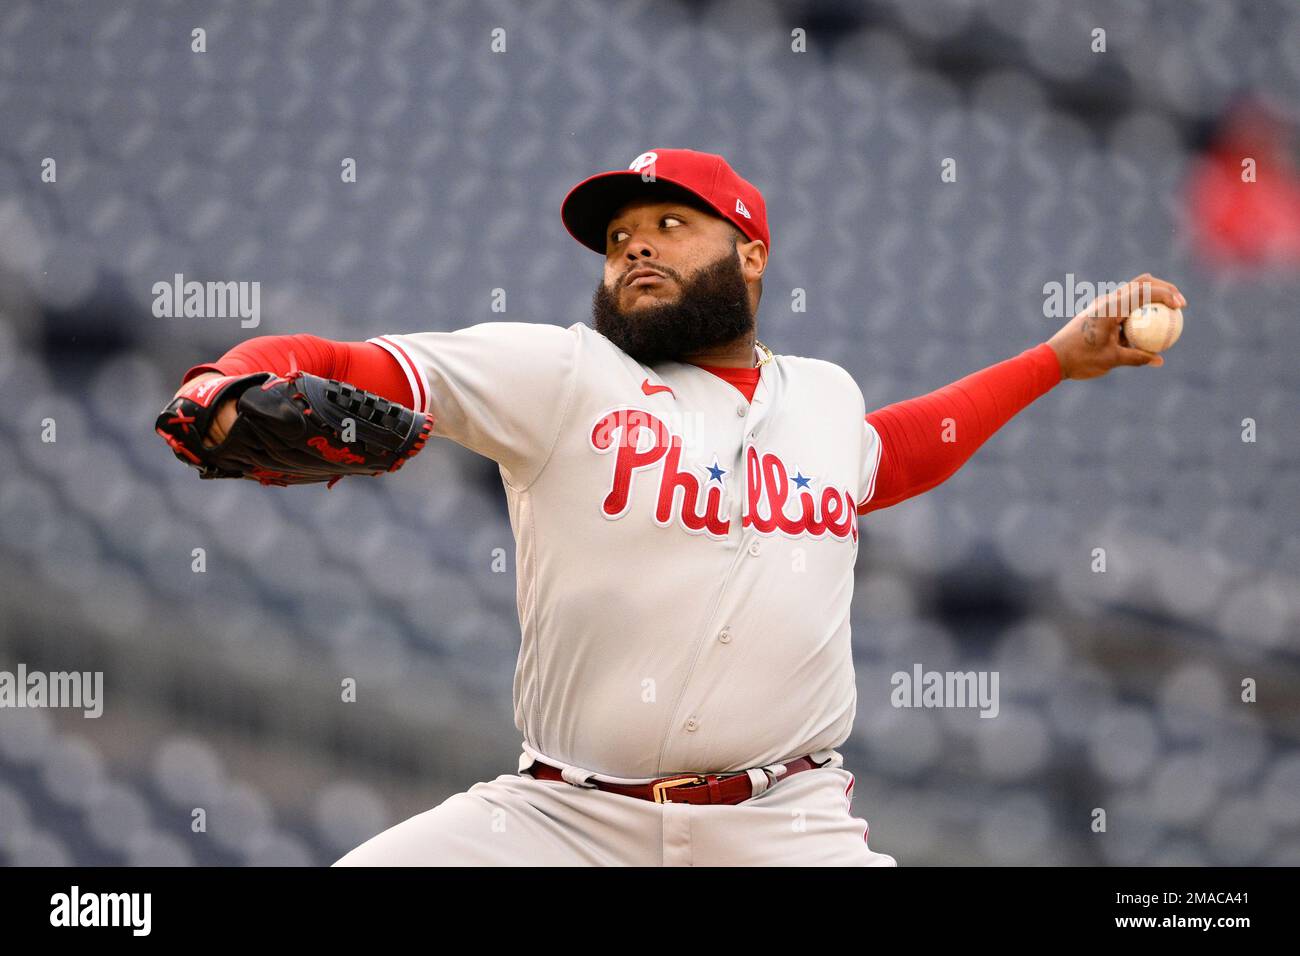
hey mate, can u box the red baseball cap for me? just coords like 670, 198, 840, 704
561, 148, 770, 255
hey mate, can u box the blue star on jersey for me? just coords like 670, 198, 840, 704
700, 455, 728, 486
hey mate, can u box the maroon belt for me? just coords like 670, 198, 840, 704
522, 755, 829, 805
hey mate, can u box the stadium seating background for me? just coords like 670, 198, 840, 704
1, 0, 1298, 865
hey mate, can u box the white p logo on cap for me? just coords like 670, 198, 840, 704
629, 151, 658, 172
629, 151, 659, 181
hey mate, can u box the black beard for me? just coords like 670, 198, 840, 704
591, 250, 755, 366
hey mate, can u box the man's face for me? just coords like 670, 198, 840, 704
591, 197, 755, 365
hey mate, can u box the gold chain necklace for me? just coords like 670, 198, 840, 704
755, 339, 774, 368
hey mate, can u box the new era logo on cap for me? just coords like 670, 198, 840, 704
561, 148, 770, 254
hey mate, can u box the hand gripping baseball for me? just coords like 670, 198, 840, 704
1046, 273, 1186, 380
156, 369, 433, 487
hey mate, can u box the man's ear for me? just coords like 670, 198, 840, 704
737, 237, 767, 283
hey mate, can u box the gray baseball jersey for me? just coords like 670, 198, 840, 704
369, 321, 881, 782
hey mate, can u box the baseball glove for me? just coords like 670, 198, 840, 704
155, 370, 433, 487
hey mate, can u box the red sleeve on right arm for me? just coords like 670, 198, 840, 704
860, 343, 1063, 513
182, 334, 415, 407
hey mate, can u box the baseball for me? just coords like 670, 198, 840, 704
1124, 302, 1184, 353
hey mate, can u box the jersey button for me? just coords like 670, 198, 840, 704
735, 402, 747, 417
747, 540, 761, 556
685, 717, 700, 732
718, 626, 732, 644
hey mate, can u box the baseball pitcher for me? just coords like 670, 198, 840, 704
156, 148, 1185, 866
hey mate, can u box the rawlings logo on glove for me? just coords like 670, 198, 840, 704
156, 371, 433, 487
306, 436, 368, 464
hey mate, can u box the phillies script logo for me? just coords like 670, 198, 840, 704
589, 408, 857, 542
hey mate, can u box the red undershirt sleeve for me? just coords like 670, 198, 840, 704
181, 334, 414, 407
858, 342, 1064, 514
183, 336, 1061, 510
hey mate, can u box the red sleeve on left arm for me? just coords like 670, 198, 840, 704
182, 334, 414, 406
859, 342, 1063, 514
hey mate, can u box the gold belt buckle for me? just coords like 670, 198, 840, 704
651, 775, 706, 803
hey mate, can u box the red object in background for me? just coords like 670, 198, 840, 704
1188, 101, 1300, 265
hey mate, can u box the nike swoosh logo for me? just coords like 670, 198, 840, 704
641, 379, 675, 398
